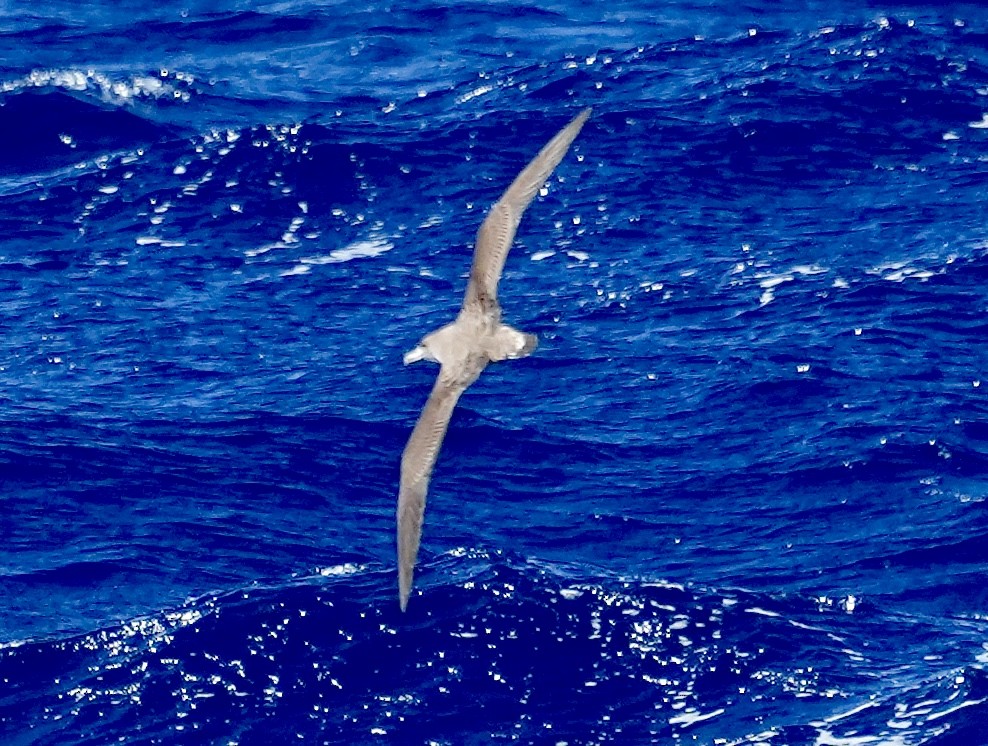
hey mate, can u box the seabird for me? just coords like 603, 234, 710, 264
397, 107, 591, 611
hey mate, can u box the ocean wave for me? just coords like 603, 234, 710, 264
4, 2, 988, 743
1, 68, 193, 104
1, 558, 985, 744
0, 87, 172, 180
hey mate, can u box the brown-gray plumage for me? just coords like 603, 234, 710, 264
397, 107, 591, 611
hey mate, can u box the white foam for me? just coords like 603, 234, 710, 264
300, 237, 394, 265
867, 260, 936, 282
280, 264, 311, 277
245, 242, 289, 258
760, 275, 793, 290
668, 707, 725, 726
315, 563, 363, 576
813, 731, 901, 745
823, 702, 878, 723
1, 68, 191, 104
926, 696, 987, 721
755, 264, 828, 304
745, 607, 781, 617
457, 84, 494, 104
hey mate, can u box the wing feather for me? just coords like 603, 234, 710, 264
397, 372, 467, 611
463, 108, 591, 311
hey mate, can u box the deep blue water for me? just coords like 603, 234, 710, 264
3, 1, 988, 743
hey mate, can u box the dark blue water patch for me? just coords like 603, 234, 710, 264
0, 89, 172, 178
4, 1, 988, 743
137, 10, 323, 47
0, 412, 394, 632
1, 562, 985, 745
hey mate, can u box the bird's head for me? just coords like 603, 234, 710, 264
403, 323, 462, 366
403, 342, 434, 365
403, 331, 441, 365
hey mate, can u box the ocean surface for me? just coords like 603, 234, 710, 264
2, 1, 988, 743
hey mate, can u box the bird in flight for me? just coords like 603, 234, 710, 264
397, 108, 591, 611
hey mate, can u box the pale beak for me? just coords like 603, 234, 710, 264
403, 346, 426, 365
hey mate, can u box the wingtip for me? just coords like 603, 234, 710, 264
398, 572, 412, 612
398, 555, 414, 612
570, 107, 592, 128
563, 107, 592, 139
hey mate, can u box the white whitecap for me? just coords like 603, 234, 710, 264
315, 563, 363, 576
245, 241, 289, 258
456, 84, 494, 104
745, 606, 781, 617
280, 264, 311, 277
760, 275, 793, 289
969, 113, 988, 129
301, 237, 394, 265
668, 707, 725, 726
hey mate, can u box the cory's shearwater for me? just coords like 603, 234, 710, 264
397, 107, 591, 611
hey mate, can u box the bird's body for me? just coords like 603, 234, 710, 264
397, 108, 591, 611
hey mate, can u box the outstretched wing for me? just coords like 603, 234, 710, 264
397, 372, 468, 611
463, 108, 591, 313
